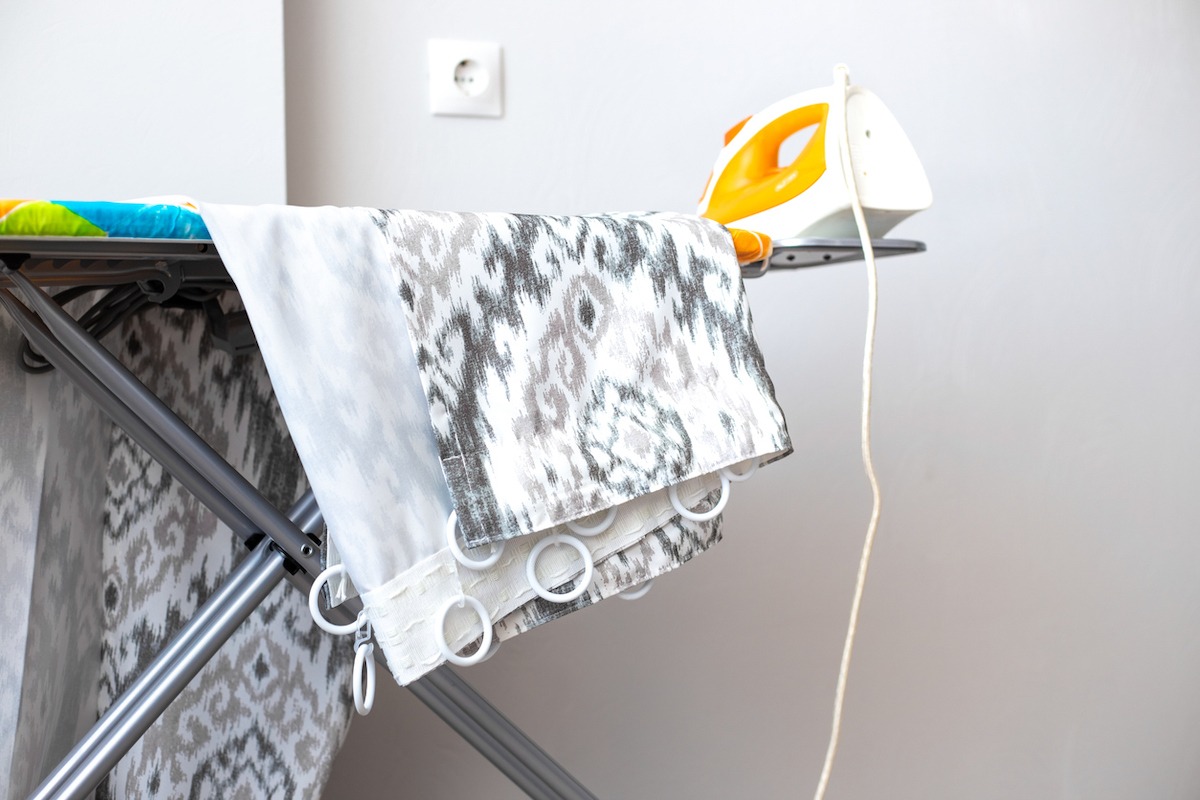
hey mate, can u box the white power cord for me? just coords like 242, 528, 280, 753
812, 63, 883, 800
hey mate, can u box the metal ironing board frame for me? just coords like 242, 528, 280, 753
0, 232, 924, 800
0, 234, 925, 286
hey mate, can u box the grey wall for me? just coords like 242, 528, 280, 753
284, 1, 1200, 798
0, 3, 287, 794
1, 0, 287, 203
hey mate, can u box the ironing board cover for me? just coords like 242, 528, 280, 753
0, 199, 210, 239
0, 198, 777, 265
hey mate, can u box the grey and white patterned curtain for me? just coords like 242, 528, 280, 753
2, 203, 792, 797
0, 299, 354, 800
201, 204, 791, 688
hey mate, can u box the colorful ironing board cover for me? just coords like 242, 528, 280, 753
0, 199, 787, 265
0, 199, 210, 239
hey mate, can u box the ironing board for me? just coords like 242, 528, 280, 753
0, 200, 924, 800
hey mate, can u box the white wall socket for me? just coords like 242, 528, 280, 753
428, 39, 503, 118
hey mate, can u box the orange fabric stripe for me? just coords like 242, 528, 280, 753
0, 199, 31, 220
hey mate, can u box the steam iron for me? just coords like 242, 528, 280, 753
698, 73, 932, 240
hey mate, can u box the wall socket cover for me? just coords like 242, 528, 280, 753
428, 39, 503, 118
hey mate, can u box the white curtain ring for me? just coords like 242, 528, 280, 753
719, 457, 759, 483
476, 636, 502, 664
566, 505, 618, 537
525, 533, 594, 603
446, 509, 505, 570
435, 594, 494, 667
668, 473, 731, 522
618, 578, 655, 600
308, 564, 366, 635
353, 642, 375, 715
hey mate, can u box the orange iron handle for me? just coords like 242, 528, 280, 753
727, 228, 773, 266
703, 103, 830, 225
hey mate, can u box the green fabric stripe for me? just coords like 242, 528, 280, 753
0, 201, 106, 237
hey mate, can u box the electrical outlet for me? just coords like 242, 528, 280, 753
428, 39, 503, 118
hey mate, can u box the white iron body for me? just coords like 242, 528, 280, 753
698, 83, 933, 240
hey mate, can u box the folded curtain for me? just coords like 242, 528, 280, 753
200, 204, 791, 686
371, 211, 791, 546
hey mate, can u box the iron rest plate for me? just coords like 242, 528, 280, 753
742, 237, 926, 278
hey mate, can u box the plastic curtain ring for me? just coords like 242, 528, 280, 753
668, 473, 731, 522
719, 457, 759, 483
565, 505, 618, 537
353, 642, 375, 715
446, 509, 505, 570
618, 578, 655, 600
525, 533, 594, 603
476, 636, 502, 664
308, 564, 366, 635
435, 594, 494, 667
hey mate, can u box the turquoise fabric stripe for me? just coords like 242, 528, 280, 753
54, 202, 211, 239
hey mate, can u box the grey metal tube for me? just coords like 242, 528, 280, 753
27, 549, 258, 800
423, 667, 600, 800
0, 289, 258, 538
3, 281, 594, 799
405, 677, 563, 800
3, 268, 322, 575
289, 489, 324, 534
292, 572, 579, 800
40, 542, 289, 800
24, 486, 317, 800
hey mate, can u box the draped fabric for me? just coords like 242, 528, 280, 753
200, 204, 791, 686
1, 198, 792, 791
0, 309, 106, 799
371, 211, 792, 547
0, 299, 354, 800
96, 304, 354, 799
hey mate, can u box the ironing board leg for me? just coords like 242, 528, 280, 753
0, 284, 599, 800
299, 570, 596, 800
422, 667, 600, 800
28, 541, 290, 800
25, 491, 320, 800
0, 288, 260, 538
2, 268, 324, 575
405, 678, 567, 800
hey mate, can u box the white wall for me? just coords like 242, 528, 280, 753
0, 1, 286, 203
0, 3, 287, 795
287, 2, 1200, 798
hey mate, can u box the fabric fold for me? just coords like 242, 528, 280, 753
370, 210, 792, 546
200, 203, 791, 686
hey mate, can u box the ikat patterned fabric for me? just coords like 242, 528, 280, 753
370, 210, 792, 548
1, 202, 790, 785
0, 295, 353, 798
0, 308, 107, 799
202, 203, 791, 686
96, 303, 354, 799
